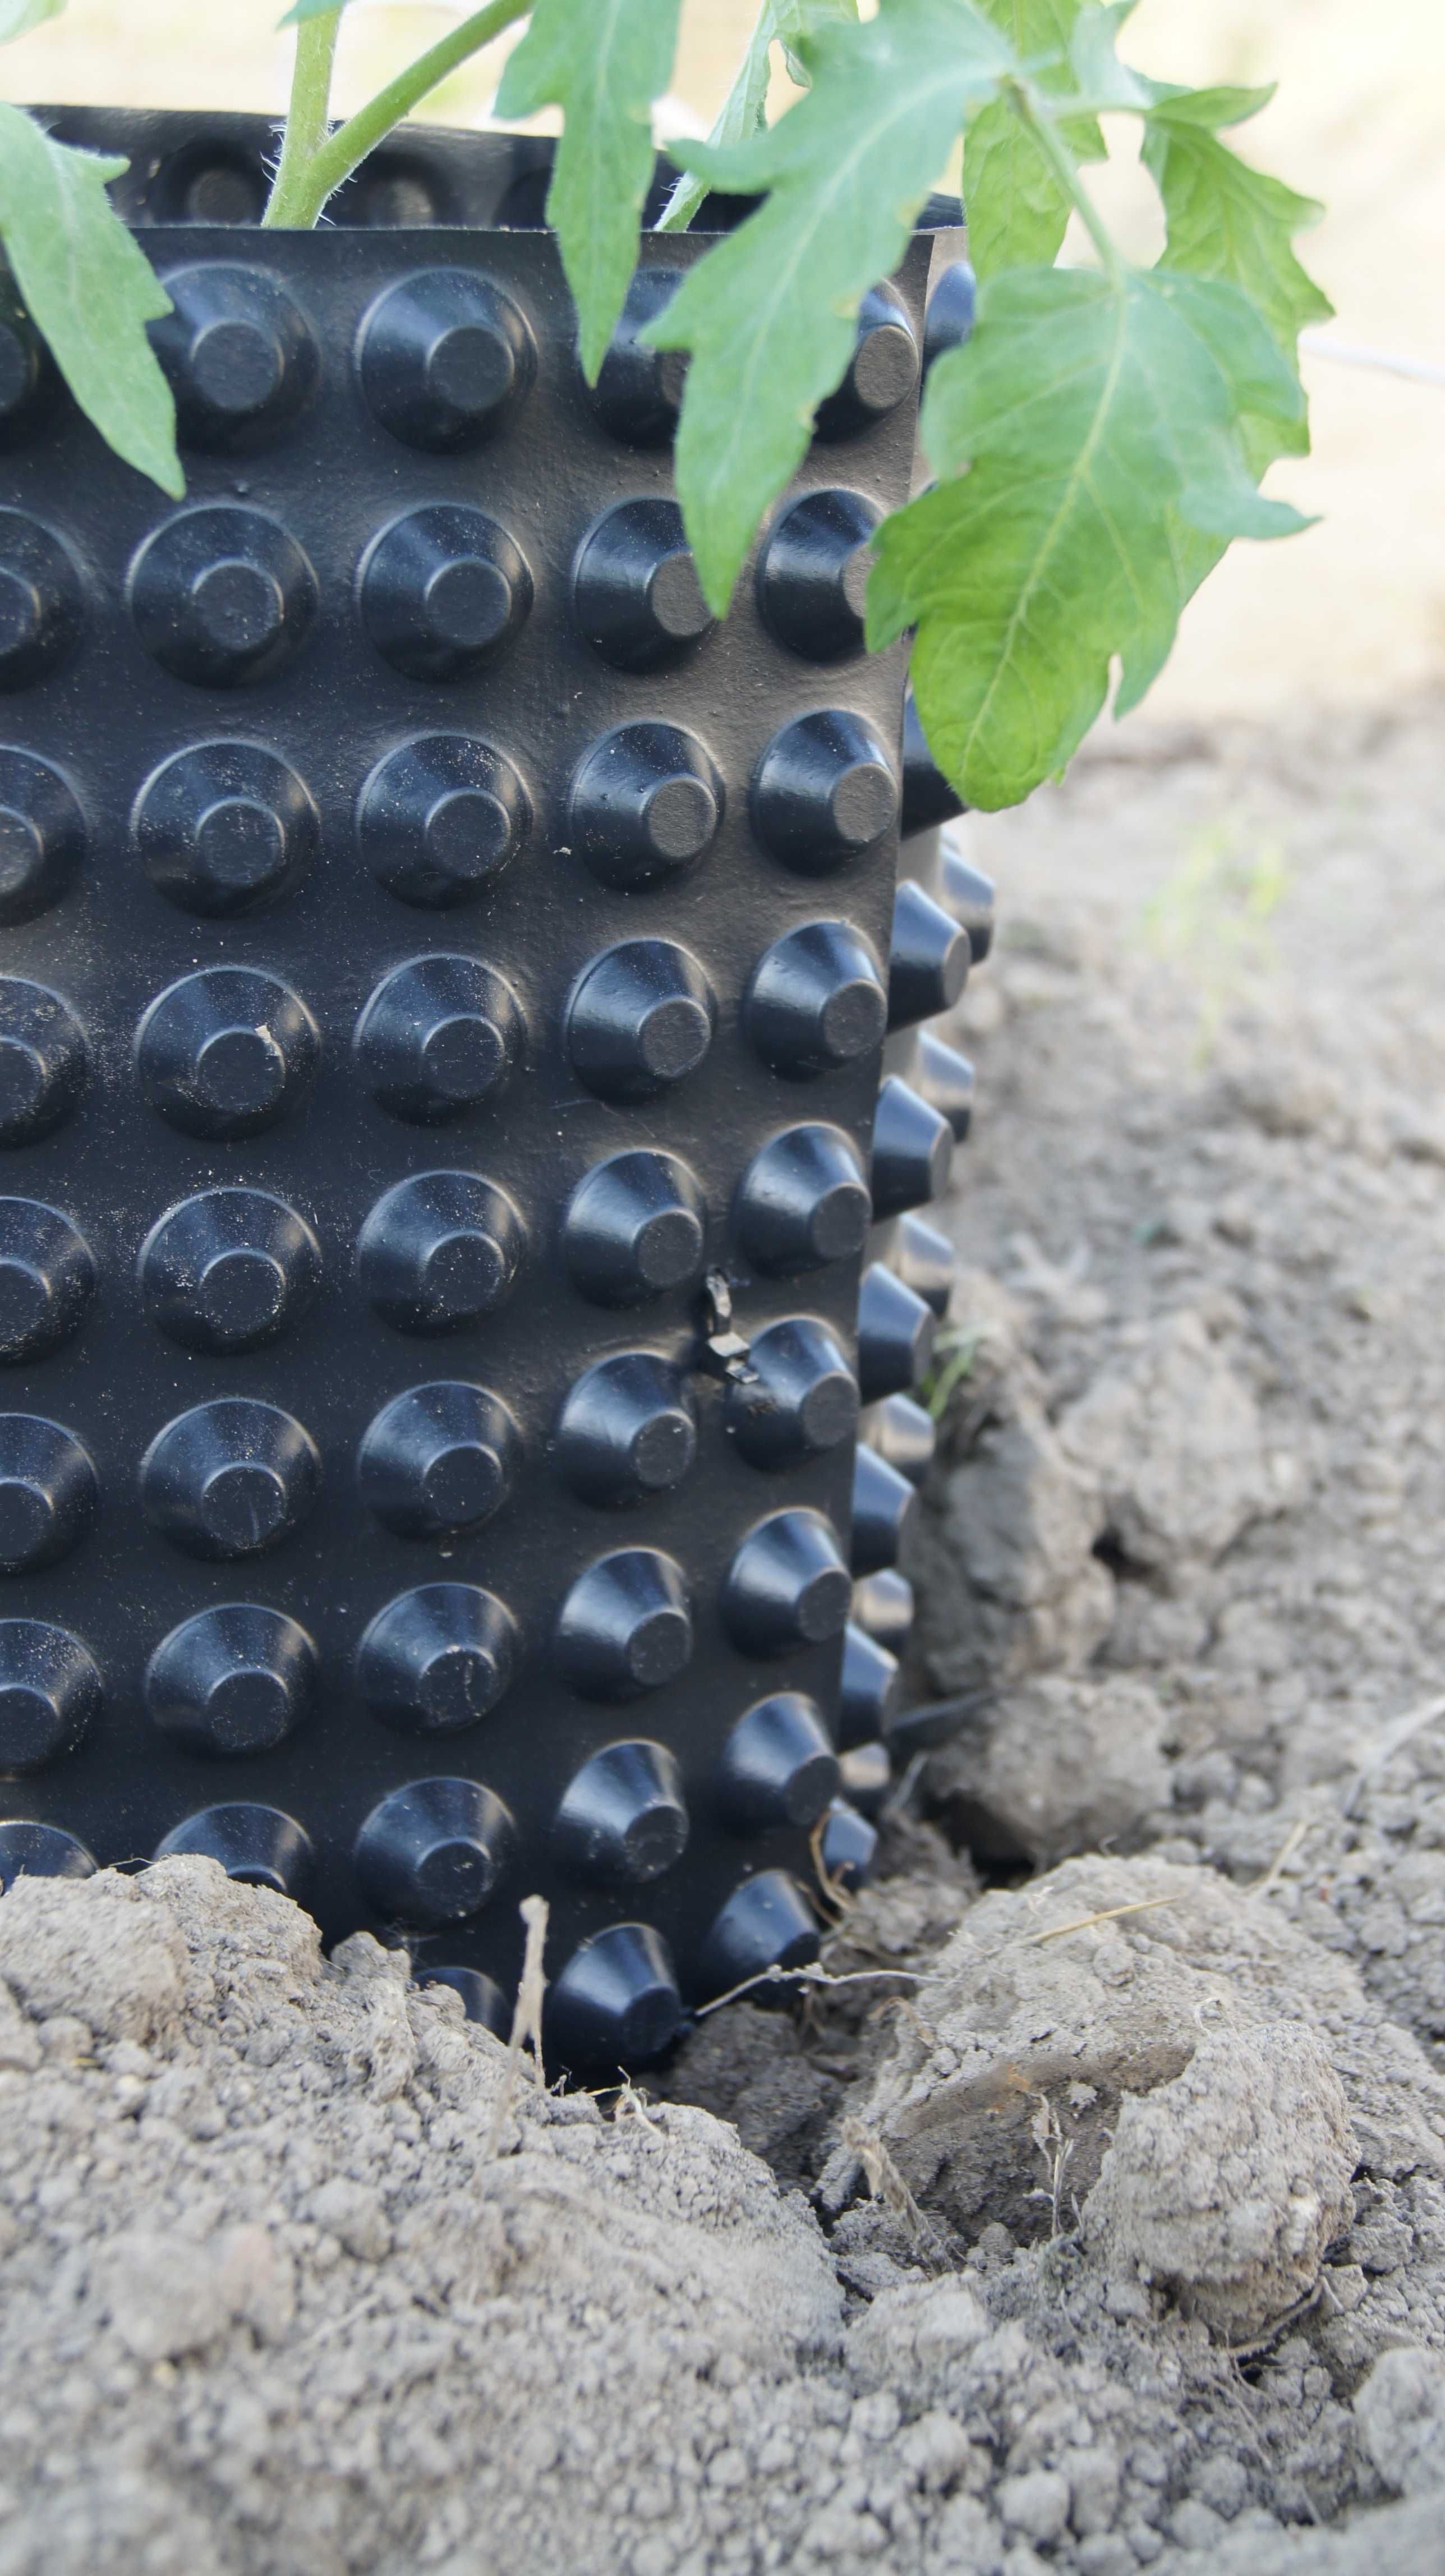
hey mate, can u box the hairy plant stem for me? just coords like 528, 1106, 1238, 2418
1002, 73, 1128, 287
655, 0, 775, 233
264, 8, 344, 228
261, 0, 531, 231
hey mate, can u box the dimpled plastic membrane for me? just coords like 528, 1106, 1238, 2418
0, 111, 989, 2068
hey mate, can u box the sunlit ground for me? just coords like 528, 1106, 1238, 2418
6, 0, 1441, 728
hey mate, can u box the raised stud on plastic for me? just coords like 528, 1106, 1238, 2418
358, 735, 531, 909
360, 268, 535, 449
0, 1819, 94, 1893
723, 1508, 852, 1655
140, 1399, 321, 1563
715, 1691, 839, 1832
416, 1965, 508, 2034
838, 1622, 901, 1750
726, 1317, 858, 1470
354, 954, 525, 1123
862, 1392, 936, 1484
547, 1922, 683, 2071
154, 1802, 313, 1897
814, 284, 919, 439
940, 835, 996, 961
912, 1031, 976, 1141
569, 722, 721, 891
133, 740, 319, 918
566, 939, 714, 1102
554, 1740, 689, 1885
857, 1261, 938, 1400
555, 1548, 692, 1701
591, 267, 688, 445
353, 1776, 515, 1927
850, 1567, 914, 1655
888, 1217, 955, 1322
744, 920, 888, 1078
0, 1415, 96, 1572
0, 978, 87, 1147
0, 509, 84, 691
924, 259, 977, 374
0, 1618, 100, 1772
555, 1351, 696, 1508
837, 1742, 891, 1818
357, 1172, 526, 1335
136, 967, 319, 1140
752, 709, 898, 876
757, 487, 880, 661
699, 1869, 818, 1999
871, 1077, 955, 1218
735, 1124, 871, 1276
564, 1150, 706, 1307
574, 498, 713, 670
819, 1797, 878, 1890
0, 1199, 95, 1364
358, 1382, 521, 1539
358, 1583, 517, 1736
139, 1188, 321, 1355
888, 880, 970, 1029
0, 296, 51, 447
850, 1445, 921, 1575
150, 263, 319, 449
900, 690, 966, 836
360, 504, 532, 681
128, 504, 317, 687
0, 748, 86, 927
145, 1604, 317, 1757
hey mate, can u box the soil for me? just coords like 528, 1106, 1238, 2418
2, 694, 1443, 2573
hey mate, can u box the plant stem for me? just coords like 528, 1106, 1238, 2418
264, 9, 345, 229
263, 0, 531, 231
1004, 74, 1127, 286
655, 0, 775, 233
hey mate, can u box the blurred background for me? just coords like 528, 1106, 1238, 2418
4, 0, 1441, 731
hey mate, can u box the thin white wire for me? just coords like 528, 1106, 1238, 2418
1300, 329, 1445, 388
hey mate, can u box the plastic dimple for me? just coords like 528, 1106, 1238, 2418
145, 1603, 317, 1756
357, 1171, 526, 1334
0, 1617, 101, 1773
151, 263, 319, 450
870, 1074, 955, 1218
0, 511, 84, 692
360, 268, 535, 449
358, 735, 531, 909
715, 1691, 839, 1832
139, 1188, 321, 1354
591, 267, 689, 445
0, 294, 52, 447
814, 284, 920, 440
757, 487, 881, 663
555, 1350, 696, 1508
357, 1381, 521, 1539
752, 709, 898, 875
698, 1869, 819, 1999
569, 721, 722, 891
547, 1922, 683, 2071
838, 1622, 901, 1750
136, 966, 320, 1139
358, 1583, 517, 1737
565, 939, 714, 1102
745, 919, 888, 1078
574, 498, 714, 671
133, 739, 319, 918
154, 1801, 313, 1897
0, 748, 86, 927
553, 1738, 688, 1885
564, 1149, 706, 1307
735, 1124, 871, 1276
0, 1198, 95, 1364
353, 953, 524, 1121
555, 1547, 692, 1701
353, 1775, 514, 1927
129, 503, 317, 688
0, 1415, 95, 1574
360, 503, 532, 682
0, 978, 87, 1146
722, 1507, 852, 1655
856, 1261, 937, 1402
139, 1397, 321, 1562
0, 1818, 94, 1893
725, 1317, 858, 1470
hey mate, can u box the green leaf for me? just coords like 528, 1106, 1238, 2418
0, 0, 66, 38
0, 108, 181, 496
647, 0, 1015, 613
1142, 100, 1332, 375
495, 0, 684, 381
963, 0, 1104, 279
868, 264, 1309, 810
1067, 1, 1148, 109
659, 0, 858, 237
